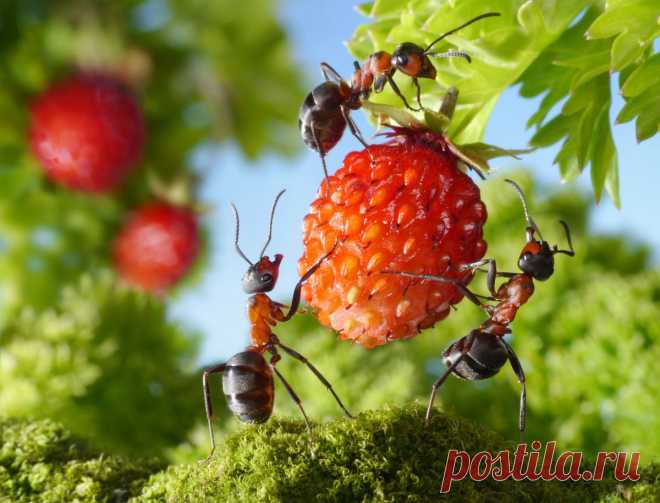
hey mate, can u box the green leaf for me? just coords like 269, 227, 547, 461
355, 2, 374, 16
586, 0, 660, 43
349, 0, 588, 143
460, 142, 534, 161
517, 0, 546, 35
361, 100, 422, 128
617, 82, 660, 142
590, 104, 615, 202
423, 109, 451, 133
530, 115, 572, 147
620, 52, 660, 96
610, 31, 646, 71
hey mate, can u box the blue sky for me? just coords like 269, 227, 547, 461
172, 0, 660, 364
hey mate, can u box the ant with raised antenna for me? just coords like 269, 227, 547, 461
202, 189, 352, 458
298, 12, 500, 181
352, 12, 500, 112
385, 179, 574, 436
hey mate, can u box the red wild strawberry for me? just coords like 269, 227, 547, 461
30, 73, 145, 193
113, 202, 200, 292
298, 128, 487, 348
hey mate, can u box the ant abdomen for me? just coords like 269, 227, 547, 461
299, 84, 347, 154
443, 331, 508, 381
223, 351, 274, 424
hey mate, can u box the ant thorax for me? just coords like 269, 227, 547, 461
247, 293, 284, 350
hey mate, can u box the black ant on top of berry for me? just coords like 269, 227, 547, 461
385, 179, 575, 437
298, 12, 500, 181
201, 189, 352, 458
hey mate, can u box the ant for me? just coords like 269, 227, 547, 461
202, 189, 352, 457
385, 179, 574, 436
299, 12, 500, 181
352, 12, 500, 112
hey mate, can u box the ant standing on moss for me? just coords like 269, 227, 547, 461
202, 189, 353, 457
385, 179, 574, 436
299, 12, 500, 181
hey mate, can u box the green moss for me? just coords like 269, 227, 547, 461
1, 414, 657, 502
134, 406, 657, 502
0, 418, 162, 502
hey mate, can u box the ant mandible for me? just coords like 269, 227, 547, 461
299, 12, 500, 181
386, 179, 574, 436
202, 189, 353, 457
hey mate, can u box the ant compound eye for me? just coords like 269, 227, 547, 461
260, 273, 273, 283
518, 252, 532, 269
394, 53, 408, 66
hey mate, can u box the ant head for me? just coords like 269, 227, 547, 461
391, 42, 435, 79
506, 178, 558, 281
241, 254, 283, 293
517, 240, 554, 281
231, 189, 286, 294
507, 179, 576, 280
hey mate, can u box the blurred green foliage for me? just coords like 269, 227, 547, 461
348, 0, 660, 206
0, 271, 200, 456
261, 173, 660, 462
0, 0, 303, 455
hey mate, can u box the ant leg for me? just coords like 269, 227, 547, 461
320, 62, 344, 83
271, 364, 315, 455
383, 271, 492, 314
340, 107, 376, 167
553, 220, 575, 256
412, 78, 423, 111
373, 74, 387, 93
341, 107, 375, 160
277, 341, 353, 419
283, 245, 337, 321
500, 338, 526, 439
343, 109, 369, 150
309, 119, 330, 187
425, 331, 476, 425
460, 259, 516, 296
459, 259, 497, 297
202, 363, 226, 460
485, 260, 498, 297
386, 73, 419, 112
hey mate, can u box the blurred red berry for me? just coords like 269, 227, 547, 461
298, 128, 488, 348
30, 73, 145, 193
114, 202, 200, 292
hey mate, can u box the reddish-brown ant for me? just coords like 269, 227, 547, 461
386, 179, 574, 435
299, 12, 499, 180
298, 62, 369, 182
352, 12, 500, 112
202, 189, 352, 457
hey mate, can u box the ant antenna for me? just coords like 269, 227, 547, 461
259, 189, 286, 259
230, 202, 254, 266
427, 49, 472, 63
424, 12, 501, 54
553, 220, 575, 256
504, 179, 545, 242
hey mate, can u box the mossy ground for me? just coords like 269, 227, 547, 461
0, 410, 657, 502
